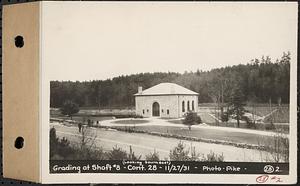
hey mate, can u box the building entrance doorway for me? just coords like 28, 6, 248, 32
152, 102, 160, 116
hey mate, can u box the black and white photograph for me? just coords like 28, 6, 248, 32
50, 60, 291, 163
1, 1, 297, 184
44, 2, 296, 181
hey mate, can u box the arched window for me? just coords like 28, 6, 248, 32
192, 101, 195, 111
182, 101, 185, 112
187, 101, 190, 111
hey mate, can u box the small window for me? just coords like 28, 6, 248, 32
167, 109, 169, 114
187, 101, 190, 111
162, 109, 164, 113
147, 109, 149, 112
143, 109, 145, 114
182, 101, 185, 112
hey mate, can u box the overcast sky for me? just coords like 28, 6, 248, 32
42, 2, 297, 81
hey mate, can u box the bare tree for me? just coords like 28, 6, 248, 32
77, 125, 98, 159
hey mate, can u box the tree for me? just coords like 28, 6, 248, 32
205, 151, 224, 162
128, 146, 142, 160
183, 111, 202, 130
169, 141, 191, 161
60, 100, 79, 119
145, 150, 160, 161
246, 93, 258, 128
49, 127, 76, 160
50, 52, 290, 108
106, 145, 128, 160
50, 127, 59, 158
228, 86, 245, 128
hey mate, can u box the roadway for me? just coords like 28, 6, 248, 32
51, 122, 274, 162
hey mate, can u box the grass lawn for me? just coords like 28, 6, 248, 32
112, 124, 276, 147
112, 119, 149, 124
53, 115, 114, 122
167, 119, 184, 124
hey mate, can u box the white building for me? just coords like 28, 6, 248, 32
134, 83, 198, 118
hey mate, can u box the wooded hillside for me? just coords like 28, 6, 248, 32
50, 52, 290, 108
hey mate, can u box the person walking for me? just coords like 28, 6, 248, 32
78, 122, 82, 133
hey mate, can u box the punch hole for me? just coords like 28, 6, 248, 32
14, 137, 24, 149
14, 35, 24, 48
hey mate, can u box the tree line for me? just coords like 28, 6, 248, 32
50, 52, 290, 108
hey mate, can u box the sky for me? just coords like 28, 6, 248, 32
42, 2, 298, 81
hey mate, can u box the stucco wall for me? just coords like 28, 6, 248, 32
178, 95, 198, 117
135, 95, 179, 118
135, 95, 198, 118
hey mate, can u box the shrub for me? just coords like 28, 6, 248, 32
73, 147, 105, 160
183, 111, 202, 130
242, 115, 256, 129
257, 128, 289, 162
124, 126, 135, 133
50, 127, 76, 159
189, 146, 201, 161
264, 121, 276, 130
169, 141, 191, 161
169, 141, 224, 162
221, 112, 229, 122
58, 137, 74, 158
134, 115, 143, 119
106, 145, 128, 160
205, 151, 224, 162
128, 146, 142, 160
145, 150, 160, 161
270, 129, 289, 162
92, 148, 106, 160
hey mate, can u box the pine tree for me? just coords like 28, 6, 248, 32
228, 86, 246, 128
60, 100, 80, 119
